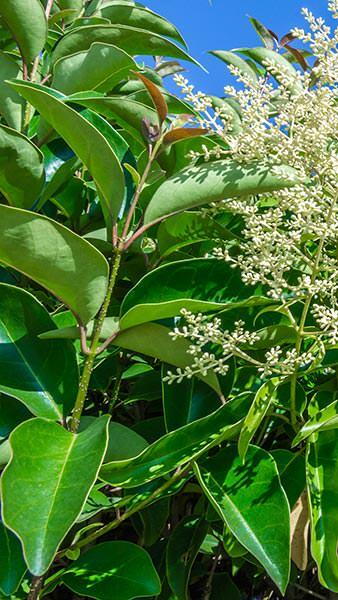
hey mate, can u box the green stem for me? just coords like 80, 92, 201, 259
57, 465, 189, 558
69, 247, 122, 432
290, 197, 336, 429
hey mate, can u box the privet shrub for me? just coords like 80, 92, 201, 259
0, 0, 337, 598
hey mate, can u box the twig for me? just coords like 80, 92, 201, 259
28, 575, 45, 600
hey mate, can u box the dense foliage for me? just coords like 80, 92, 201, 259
0, 0, 338, 598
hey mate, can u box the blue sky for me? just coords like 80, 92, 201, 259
144, 0, 332, 96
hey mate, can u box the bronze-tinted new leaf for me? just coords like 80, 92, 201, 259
133, 71, 168, 124
163, 127, 209, 145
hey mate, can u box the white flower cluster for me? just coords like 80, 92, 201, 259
164, 311, 260, 384
168, 1, 338, 383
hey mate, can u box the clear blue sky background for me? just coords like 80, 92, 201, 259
144, 0, 332, 96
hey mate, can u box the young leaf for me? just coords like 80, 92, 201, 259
0, 521, 26, 596
249, 16, 275, 50
51, 24, 202, 69
52, 42, 137, 95
99, 394, 250, 488
133, 71, 168, 124
307, 430, 338, 592
144, 160, 301, 224
0, 205, 109, 324
0, 284, 78, 419
166, 516, 208, 599
95, 2, 187, 48
1, 416, 110, 575
195, 445, 290, 593
63, 541, 161, 599
0, 51, 25, 130
0, 0, 47, 64
0, 125, 44, 209
163, 127, 210, 145
238, 378, 279, 462
8, 80, 125, 226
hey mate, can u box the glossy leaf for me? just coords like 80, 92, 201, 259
0, 394, 30, 439
1, 416, 109, 575
209, 50, 258, 83
162, 365, 194, 432
0, 51, 25, 130
51, 24, 201, 68
0, 125, 44, 209
66, 94, 159, 144
163, 127, 210, 145
195, 445, 290, 593
52, 42, 137, 95
249, 16, 275, 49
307, 430, 338, 592
120, 258, 269, 330
80, 417, 148, 462
134, 71, 168, 124
0, 0, 47, 63
293, 398, 338, 446
237, 47, 302, 92
9, 80, 125, 225
0, 284, 78, 419
272, 450, 306, 508
238, 378, 279, 462
0, 205, 109, 324
95, 2, 187, 47
144, 160, 301, 224
0, 521, 26, 596
166, 516, 208, 599
100, 394, 250, 488
63, 541, 161, 599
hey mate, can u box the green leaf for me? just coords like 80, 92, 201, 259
0, 0, 47, 63
0, 125, 44, 209
80, 417, 148, 461
249, 17, 276, 49
166, 516, 208, 600
63, 541, 161, 599
272, 450, 305, 508
0, 394, 31, 439
95, 2, 187, 47
0, 284, 78, 419
293, 398, 338, 446
209, 50, 258, 83
0, 51, 25, 130
9, 80, 125, 226
307, 430, 338, 592
99, 394, 250, 488
66, 94, 159, 144
1, 415, 110, 575
0, 205, 109, 324
52, 42, 137, 95
162, 365, 194, 432
0, 522, 26, 596
210, 573, 241, 600
235, 47, 302, 92
144, 160, 301, 224
120, 258, 269, 330
51, 24, 202, 68
238, 378, 279, 462
195, 445, 290, 593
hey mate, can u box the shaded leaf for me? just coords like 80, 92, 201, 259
63, 541, 161, 599
291, 491, 309, 571
0, 521, 26, 596
0, 284, 78, 419
0, 51, 25, 130
0, 125, 44, 209
166, 516, 208, 599
195, 445, 290, 593
99, 394, 250, 488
